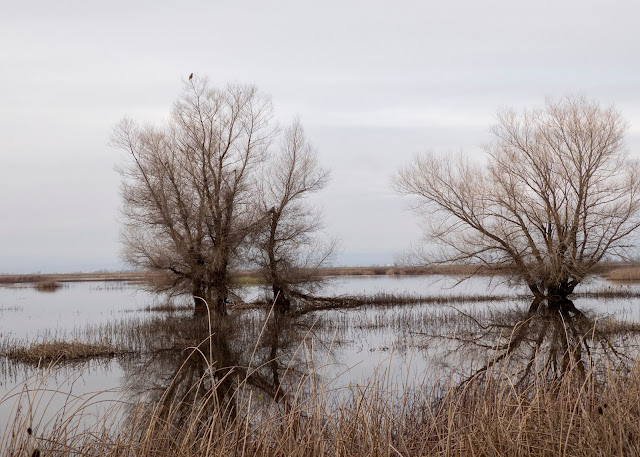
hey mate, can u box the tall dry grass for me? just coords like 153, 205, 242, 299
3, 345, 640, 456
3, 295, 640, 455
605, 266, 640, 283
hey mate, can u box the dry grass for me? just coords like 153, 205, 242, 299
33, 280, 62, 292
141, 302, 194, 313
3, 353, 640, 456
316, 265, 507, 276
0, 271, 152, 285
2, 303, 640, 456
0, 262, 635, 287
7, 341, 130, 364
605, 266, 640, 282
3, 290, 640, 455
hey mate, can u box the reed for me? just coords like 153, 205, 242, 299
7, 341, 130, 364
33, 280, 62, 292
2, 340, 640, 455
605, 266, 640, 282
4, 292, 640, 455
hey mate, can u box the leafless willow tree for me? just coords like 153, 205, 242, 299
112, 77, 273, 316
252, 120, 334, 313
395, 96, 640, 314
396, 96, 640, 379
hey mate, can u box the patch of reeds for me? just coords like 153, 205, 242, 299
33, 280, 62, 292
3, 349, 640, 456
315, 264, 509, 277
574, 286, 640, 299
7, 341, 130, 364
333, 291, 516, 306
338, 288, 640, 306
0, 275, 43, 285
0, 271, 152, 285
605, 266, 640, 283
141, 302, 194, 313
287, 292, 519, 317
233, 275, 266, 285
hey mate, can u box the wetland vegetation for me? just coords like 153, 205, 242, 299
2, 274, 640, 455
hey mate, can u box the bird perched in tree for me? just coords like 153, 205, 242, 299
189, 73, 193, 80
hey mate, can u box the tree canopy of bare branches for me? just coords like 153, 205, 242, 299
112, 77, 273, 316
395, 96, 640, 313
252, 120, 334, 313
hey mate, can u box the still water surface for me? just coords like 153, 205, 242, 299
1, 275, 639, 433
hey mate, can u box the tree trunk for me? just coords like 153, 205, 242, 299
267, 210, 291, 314
272, 285, 291, 314
193, 280, 209, 317
212, 279, 229, 317
546, 284, 582, 317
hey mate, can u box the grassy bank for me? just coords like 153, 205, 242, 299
33, 280, 62, 292
2, 261, 638, 285
0, 267, 484, 285
604, 266, 640, 282
0, 263, 640, 285
0, 271, 152, 285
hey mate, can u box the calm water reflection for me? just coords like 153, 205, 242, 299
1, 275, 640, 432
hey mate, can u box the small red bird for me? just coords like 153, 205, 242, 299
189, 73, 193, 80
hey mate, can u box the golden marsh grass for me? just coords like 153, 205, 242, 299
2, 350, 640, 456
7, 341, 130, 364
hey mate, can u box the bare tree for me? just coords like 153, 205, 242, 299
112, 77, 273, 316
252, 120, 334, 313
396, 96, 640, 380
395, 96, 640, 314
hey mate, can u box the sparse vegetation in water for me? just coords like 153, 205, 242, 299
3, 277, 640, 455
3, 349, 640, 456
141, 302, 194, 313
232, 275, 266, 286
7, 341, 130, 364
33, 280, 62, 292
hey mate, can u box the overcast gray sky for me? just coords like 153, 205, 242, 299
1, 0, 639, 273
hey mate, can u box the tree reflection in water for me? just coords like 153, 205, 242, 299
120, 308, 321, 431
118, 292, 640, 441
426, 298, 640, 386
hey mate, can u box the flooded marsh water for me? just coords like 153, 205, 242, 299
2, 275, 640, 437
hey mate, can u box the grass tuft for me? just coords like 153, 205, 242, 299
33, 280, 62, 292
7, 341, 129, 364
